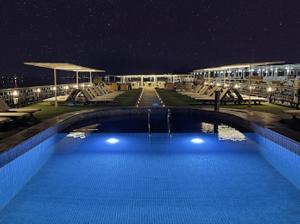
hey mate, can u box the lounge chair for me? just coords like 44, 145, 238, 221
43, 95, 70, 103
43, 89, 81, 104
181, 85, 208, 96
231, 90, 267, 104
188, 86, 222, 99
193, 88, 232, 102
0, 98, 41, 116
94, 86, 123, 98
0, 112, 30, 119
240, 94, 268, 104
285, 110, 300, 119
81, 88, 114, 102
178, 84, 202, 94
0, 117, 12, 124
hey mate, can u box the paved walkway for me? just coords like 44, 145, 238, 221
138, 87, 163, 107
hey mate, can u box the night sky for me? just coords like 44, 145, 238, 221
1, 0, 300, 75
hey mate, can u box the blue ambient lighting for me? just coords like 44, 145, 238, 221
106, 138, 119, 144
191, 138, 204, 144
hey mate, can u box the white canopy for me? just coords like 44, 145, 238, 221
25, 62, 105, 107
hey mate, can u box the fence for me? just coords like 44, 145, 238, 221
0, 82, 90, 106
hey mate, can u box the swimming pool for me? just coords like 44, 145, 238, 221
0, 109, 300, 223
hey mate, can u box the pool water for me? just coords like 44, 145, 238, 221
0, 129, 300, 223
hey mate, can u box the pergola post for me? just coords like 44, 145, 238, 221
76, 71, 79, 88
89, 72, 92, 85
54, 69, 58, 108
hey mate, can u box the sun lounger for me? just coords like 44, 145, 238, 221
188, 86, 222, 99
285, 110, 300, 119
240, 95, 268, 104
94, 86, 123, 97
230, 89, 267, 104
0, 112, 30, 118
43, 95, 70, 102
0, 98, 41, 115
81, 89, 115, 102
0, 117, 12, 124
193, 88, 231, 101
178, 84, 202, 94
181, 85, 208, 96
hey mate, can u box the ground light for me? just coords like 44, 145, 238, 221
191, 138, 204, 144
106, 138, 119, 144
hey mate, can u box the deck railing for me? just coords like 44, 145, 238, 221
0, 82, 90, 106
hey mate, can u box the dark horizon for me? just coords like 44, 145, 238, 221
1, 0, 300, 75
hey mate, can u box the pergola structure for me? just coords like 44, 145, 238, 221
193, 61, 285, 73
115, 74, 195, 86
191, 61, 297, 82
24, 62, 105, 107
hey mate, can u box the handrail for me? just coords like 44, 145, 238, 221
167, 108, 171, 136
148, 108, 151, 137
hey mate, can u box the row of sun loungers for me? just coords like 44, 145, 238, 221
0, 98, 41, 123
179, 84, 268, 104
81, 86, 123, 102
43, 85, 123, 103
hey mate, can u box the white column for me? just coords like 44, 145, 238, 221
54, 69, 58, 108
89, 72, 92, 85
76, 71, 79, 87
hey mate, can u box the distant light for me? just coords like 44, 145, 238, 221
64, 86, 69, 90
36, 88, 41, 93
191, 138, 204, 144
51, 87, 57, 91
234, 84, 240, 89
12, 90, 19, 96
106, 138, 119, 144
73, 84, 79, 89
267, 87, 273, 92
80, 83, 85, 88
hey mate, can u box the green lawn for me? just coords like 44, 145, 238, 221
26, 103, 100, 120
113, 88, 142, 106
25, 88, 142, 121
156, 88, 293, 117
221, 103, 292, 116
156, 89, 198, 106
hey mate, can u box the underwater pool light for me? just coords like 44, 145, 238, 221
191, 138, 204, 144
106, 138, 119, 144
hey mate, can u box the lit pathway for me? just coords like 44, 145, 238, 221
137, 87, 164, 107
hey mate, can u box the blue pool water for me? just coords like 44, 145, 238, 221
0, 129, 300, 223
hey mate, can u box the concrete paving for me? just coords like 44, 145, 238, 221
137, 87, 163, 107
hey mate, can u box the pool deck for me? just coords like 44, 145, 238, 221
137, 87, 163, 107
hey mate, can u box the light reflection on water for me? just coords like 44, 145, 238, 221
66, 122, 246, 142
